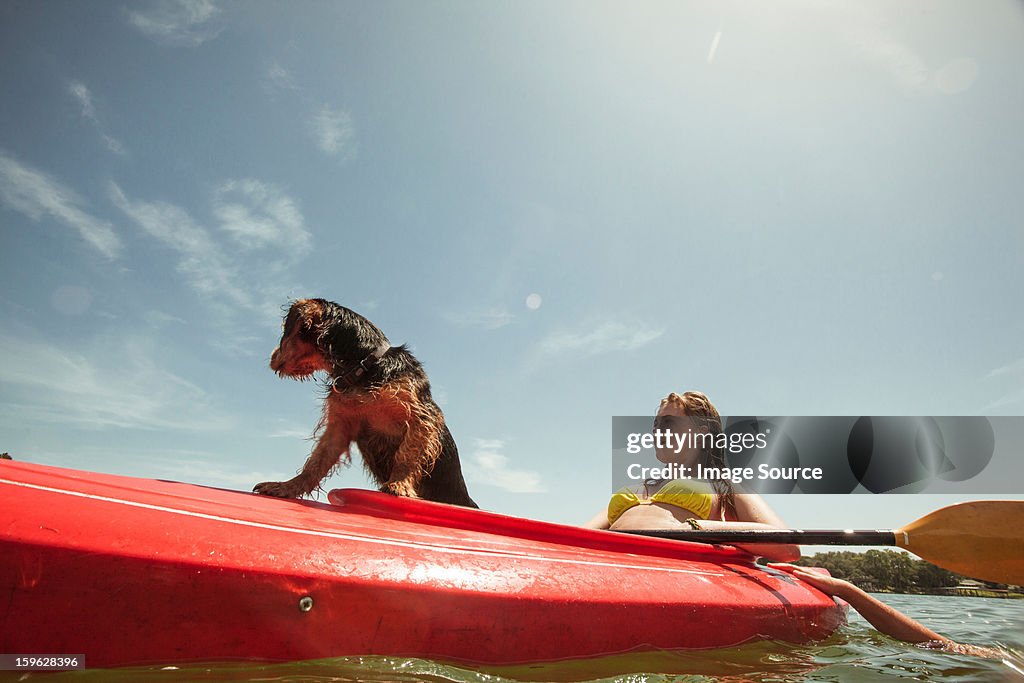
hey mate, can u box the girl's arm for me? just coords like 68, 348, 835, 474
769, 564, 1001, 657
583, 510, 610, 529
705, 489, 800, 562
769, 564, 945, 642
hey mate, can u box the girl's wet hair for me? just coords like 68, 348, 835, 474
659, 391, 736, 518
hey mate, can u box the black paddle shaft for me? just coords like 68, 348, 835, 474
616, 529, 901, 546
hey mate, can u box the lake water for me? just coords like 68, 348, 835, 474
15, 595, 1024, 683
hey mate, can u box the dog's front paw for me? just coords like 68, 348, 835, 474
254, 480, 304, 498
382, 480, 419, 499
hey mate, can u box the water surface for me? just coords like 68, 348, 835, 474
14, 595, 1023, 682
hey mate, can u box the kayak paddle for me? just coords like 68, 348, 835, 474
616, 500, 1024, 585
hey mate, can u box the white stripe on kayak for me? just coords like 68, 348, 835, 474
0, 477, 723, 577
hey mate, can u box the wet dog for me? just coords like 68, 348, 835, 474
253, 299, 478, 508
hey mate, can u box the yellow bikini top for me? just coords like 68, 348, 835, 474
607, 479, 715, 524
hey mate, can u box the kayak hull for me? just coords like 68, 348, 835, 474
0, 460, 846, 668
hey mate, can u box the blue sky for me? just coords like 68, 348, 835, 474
1, 1, 1022, 539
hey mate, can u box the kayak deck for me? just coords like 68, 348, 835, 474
0, 460, 846, 668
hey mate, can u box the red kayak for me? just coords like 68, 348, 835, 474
0, 460, 846, 668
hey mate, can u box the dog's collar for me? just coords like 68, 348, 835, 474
331, 343, 392, 392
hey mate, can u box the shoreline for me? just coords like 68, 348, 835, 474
871, 588, 1024, 599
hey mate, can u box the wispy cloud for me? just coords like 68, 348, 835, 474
144, 454, 286, 490
981, 389, 1024, 414
0, 150, 122, 258
445, 307, 515, 331
68, 82, 97, 120
987, 357, 1024, 379
30, 445, 286, 490
537, 320, 664, 356
463, 439, 546, 493
266, 426, 312, 440
109, 181, 253, 311
143, 309, 187, 328
264, 62, 298, 91
126, 0, 222, 47
0, 330, 229, 432
982, 357, 1024, 413
213, 179, 311, 258
109, 180, 308, 325
311, 105, 357, 159
264, 417, 315, 440
260, 65, 356, 160
68, 81, 126, 155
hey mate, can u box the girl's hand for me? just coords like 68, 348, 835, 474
768, 563, 855, 599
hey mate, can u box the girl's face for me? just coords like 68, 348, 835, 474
652, 403, 705, 466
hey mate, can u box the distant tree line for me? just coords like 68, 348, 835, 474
793, 550, 1012, 594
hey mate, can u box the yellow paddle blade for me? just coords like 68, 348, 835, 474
896, 501, 1024, 586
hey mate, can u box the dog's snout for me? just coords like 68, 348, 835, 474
270, 347, 282, 370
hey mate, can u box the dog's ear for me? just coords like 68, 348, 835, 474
285, 298, 327, 336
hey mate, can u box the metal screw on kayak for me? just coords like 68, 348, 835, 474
298, 596, 314, 612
